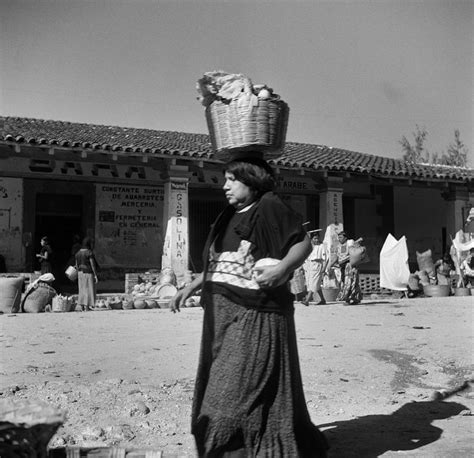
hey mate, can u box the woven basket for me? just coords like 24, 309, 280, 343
51, 296, 73, 312
205, 94, 289, 161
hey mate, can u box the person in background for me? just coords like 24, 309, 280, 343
328, 231, 353, 285
75, 237, 99, 311
434, 251, 454, 286
36, 236, 53, 274
461, 248, 474, 287
170, 156, 328, 457
302, 230, 328, 305
338, 236, 365, 305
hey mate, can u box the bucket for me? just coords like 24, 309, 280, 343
321, 287, 340, 302
453, 287, 471, 297
65, 265, 78, 282
423, 285, 450, 297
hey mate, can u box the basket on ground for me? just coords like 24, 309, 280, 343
321, 287, 340, 302
206, 95, 289, 161
51, 295, 73, 312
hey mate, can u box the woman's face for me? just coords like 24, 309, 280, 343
311, 234, 320, 245
223, 171, 256, 210
338, 234, 347, 244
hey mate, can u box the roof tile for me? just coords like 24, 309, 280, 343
1, 116, 472, 182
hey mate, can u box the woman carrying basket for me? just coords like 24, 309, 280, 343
171, 156, 328, 457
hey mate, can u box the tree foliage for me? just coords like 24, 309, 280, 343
400, 125, 429, 163
400, 127, 468, 167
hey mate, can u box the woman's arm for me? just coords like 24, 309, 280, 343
254, 236, 312, 289
90, 256, 99, 283
170, 272, 204, 313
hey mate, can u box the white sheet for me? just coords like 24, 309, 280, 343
379, 234, 410, 291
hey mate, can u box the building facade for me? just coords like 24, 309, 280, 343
1, 117, 472, 284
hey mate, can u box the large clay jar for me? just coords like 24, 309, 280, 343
134, 299, 147, 309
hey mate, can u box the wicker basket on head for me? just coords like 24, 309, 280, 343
205, 93, 289, 162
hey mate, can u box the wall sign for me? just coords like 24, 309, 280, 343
0, 177, 23, 271
162, 180, 189, 278
95, 184, 164, 268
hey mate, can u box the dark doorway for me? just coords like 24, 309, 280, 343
35, 193, 83, 290
189, 194, 226, 272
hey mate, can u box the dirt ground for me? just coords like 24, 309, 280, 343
1, 295, 473, 457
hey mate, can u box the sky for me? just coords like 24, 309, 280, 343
1, 0, 473, 164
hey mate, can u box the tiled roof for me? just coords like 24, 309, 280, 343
1, 116, 472, 182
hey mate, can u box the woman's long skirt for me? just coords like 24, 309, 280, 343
337, 264, 363, 304
77, 272, 96, 307
192, 292, 328, 457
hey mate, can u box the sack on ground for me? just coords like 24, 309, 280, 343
0, 276, 24, 313
416, 249, 435, 277
408, 274, 421, 291
22, 283, 57, 313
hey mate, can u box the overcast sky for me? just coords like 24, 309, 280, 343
1, 0, 472, 164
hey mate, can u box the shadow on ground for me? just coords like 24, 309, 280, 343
319, 400, 468, 457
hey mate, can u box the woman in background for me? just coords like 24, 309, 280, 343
338, 236, 365, 305
302, 230, 328, 305
36, 236, 53, 274
75, 237, 98, 311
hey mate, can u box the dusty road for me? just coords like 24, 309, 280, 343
1, 296, 473, 457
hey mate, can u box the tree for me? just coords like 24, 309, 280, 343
439, 129, 468, 167
399, 125, 429, 163
400, 127, 469, 167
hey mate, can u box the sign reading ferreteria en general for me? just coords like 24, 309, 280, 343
95, 184, 164, 268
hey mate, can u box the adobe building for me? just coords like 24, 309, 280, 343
1, 116, 473, 286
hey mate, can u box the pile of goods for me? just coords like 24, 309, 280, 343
197, 71, 289, 161
128, 268, 199, 309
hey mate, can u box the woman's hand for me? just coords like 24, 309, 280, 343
170, 272, 203, 313
170, 285, 193, 313
253, 264, 288, 289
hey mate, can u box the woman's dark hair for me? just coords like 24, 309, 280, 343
224, 156, 276, 196
82, 237, 93, 249
41, 236, 49, 244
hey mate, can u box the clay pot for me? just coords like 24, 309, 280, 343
123, 299, 135, 310
145, 299, 158, 309
453, 287, 471, 297
134, 299, 147, 309
109, 300, 123, 310
423, 285, 450, 297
